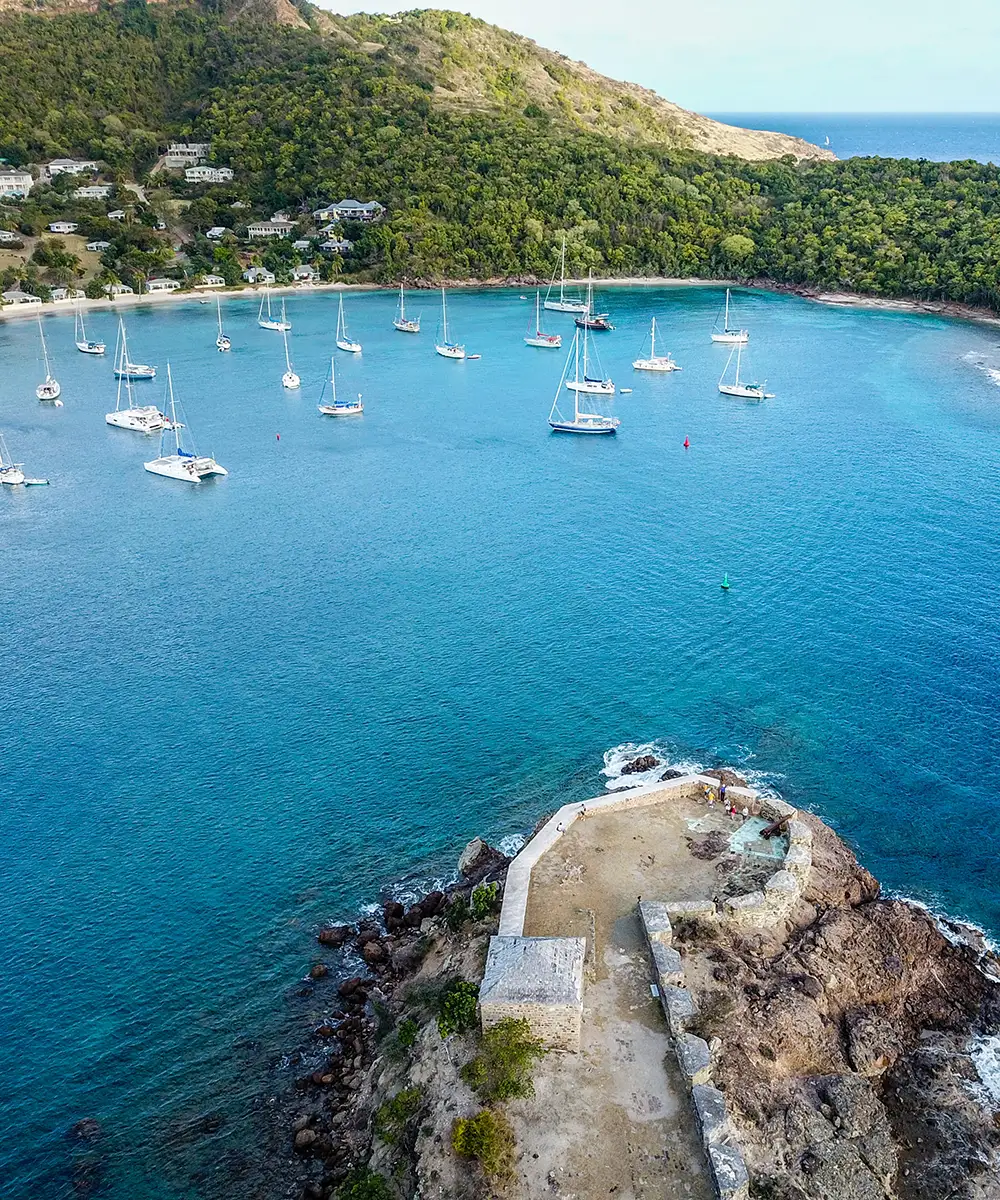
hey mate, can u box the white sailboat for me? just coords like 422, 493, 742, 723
215, 296, 231, 352
74, 306, 105, 355
711, 288, 749, 344
548, 330, 619, 434
718, 342, 773, 399
112, 316, 156, 379
393, 284, 420, 333
144, 364, 227, 482
632, 317, 680, 372
106, 319, 172, 432
435, 288, 465, 359
336, 293, 362, 353
543, 236, 588, 313
258, 286, 291, 331
524, 291, 562, 348
0, 427, 47, 485
35, 321, 62, 403
317, 354, 363, 416
281, 323, 300, 389
565, 280, 613, 394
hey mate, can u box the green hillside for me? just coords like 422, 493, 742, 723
2, 0, 1000, 308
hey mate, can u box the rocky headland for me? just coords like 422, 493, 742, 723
278, 769, 1000, 1200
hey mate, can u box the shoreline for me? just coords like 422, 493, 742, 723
4, 275, 1000, 330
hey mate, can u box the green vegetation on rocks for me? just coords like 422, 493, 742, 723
460, 1017, 547, 1103
436, 980, 479, 1038
451, 1108, 516, 1184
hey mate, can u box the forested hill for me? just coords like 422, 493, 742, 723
2, 0, 1000, 309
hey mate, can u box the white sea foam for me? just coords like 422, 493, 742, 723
601, 740, 703, 790
970, 1034, 1000, 1109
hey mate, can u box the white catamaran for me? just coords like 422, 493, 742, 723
718, 342, 773, 399
543, 236, 588, 313
215, 296, 231, 352
258, 286, 291, 332
524, 291, 562, 348
35, 320, 62, 403
0, 427, 47, 486
435, 288, 465, 359
711, 288, 749, 344
393, 284, 420, 333
317, 354, 363, 416
548, 329, 619, 435
143, 364, 228, 482
112, 316, 156, 380
336, 293, 362, 353
632, 317, 680, 372
281, 324, 300, 389
106, 319, 172, 432
564, 280, 613, 394
75, 306, 105, 355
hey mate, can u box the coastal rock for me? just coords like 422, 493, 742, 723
317, 924, 354, 948
360, 939, 388, 965
420, 889, 445, 916
457, 837, 508, 883
843, 1007, 900, 1076
622, 753, 660, 774
294, 1128, 318, 1151
69, 1117, 102, 1141
382, 900, 405, 931
703, 767, 748, 788
660, 768, 684, 780
337, 977, 366, 1000
308, 963, 329, 980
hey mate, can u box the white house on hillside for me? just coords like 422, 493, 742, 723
247, 219, 295, 239
2, 289, 42, 305
185, 165, 234, 184
165, 142, 211, 167
146, 278, 181, 293
50, 286, 84, 302
0, 230, 22, 244
86, 239, 111, 252
243, 267, 275, 284
320, 238, 353, 254
205, 226, 228, 240
292, 264, 317, 282
105, 283, 134, 296
0, 170, 33, 197
48, 221, 79, 234
107, 210, 126, 221
48, 158, 99, 177
198, 274, 226, 287
73, 184, 112, 200
313, 199, 384, 223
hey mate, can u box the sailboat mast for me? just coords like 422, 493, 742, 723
284, 328, 292, 372
217, 295, 223, 335
651, 317, 656, 359
535, 291, 540, 333
735, 341, 742, 385
331, 355, 337, 404
559, 237, 566, 304
441, 288, 448, 342
724, 289, 730, 332
166, 362, 181, 454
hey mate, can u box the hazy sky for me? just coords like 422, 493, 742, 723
318, 0, 1000, 113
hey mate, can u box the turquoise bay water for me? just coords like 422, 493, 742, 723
2, 285, 1000, 1197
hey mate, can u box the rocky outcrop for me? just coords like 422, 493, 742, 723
457, 836, 509, 883
673, 811, 1000, 1200
622, 753, 660, 774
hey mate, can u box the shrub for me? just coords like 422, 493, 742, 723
470, 881, 500, 921
375, 1086, 424, 1145
442, 895, 470, 932
336, 1166, 392, 1200
459, 1017, 546, 1103
397, 1017, 418, 1049
688, 989, 737, 1040
451, 1108, 515, 1183
437, 979, 479, 1039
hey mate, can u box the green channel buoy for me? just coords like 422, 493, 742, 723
721, 573, 730, 590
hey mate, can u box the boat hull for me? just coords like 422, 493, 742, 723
76, 341, 105, 355
575, 317, 614, 331
106, 407, 169, 432
525, 335, 562, 348
114, 365, 156, 380
633, 358, 680, 372
435, 344, 466, 359
258, 319, 291, 332
566, 379, 615, 395
719, 384, 765, 399
144, 455, 228, 482
393, 320, 420, 333
544, 299, 588, 313
711, 331, 749, 344
216, 336, 231, 352
1, 466, 26, 485
36, 380, 61, 401
282, 371, 301, 390
318, 403, 364, 416
336, 340, 362, 353
548, 418, 618, 435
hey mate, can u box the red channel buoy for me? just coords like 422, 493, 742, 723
683, 436, 690, 449
276, 433, 281, 441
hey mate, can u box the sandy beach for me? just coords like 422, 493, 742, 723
4, 275, 999, 330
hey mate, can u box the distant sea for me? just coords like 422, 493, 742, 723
709, 112, 1000, 163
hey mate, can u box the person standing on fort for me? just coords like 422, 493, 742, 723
719, 781, 727, 809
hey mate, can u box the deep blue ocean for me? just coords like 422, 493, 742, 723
710, 112, 1000, 163
3, 280, 1000, 1197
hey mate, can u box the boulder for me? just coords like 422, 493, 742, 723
360, 939, 388, 965
337, 976, 366, 999
703, 767, 749, 787
660, 768, 684, 780
457, 837, 508, 882
403, 904, 425, 928
308, 963, 329, 980
317, 924, 354, 948
294, 1128, 318, 1151
420, 889, 445, 915
382, 901, 405, 931
622, 753, 660, 775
